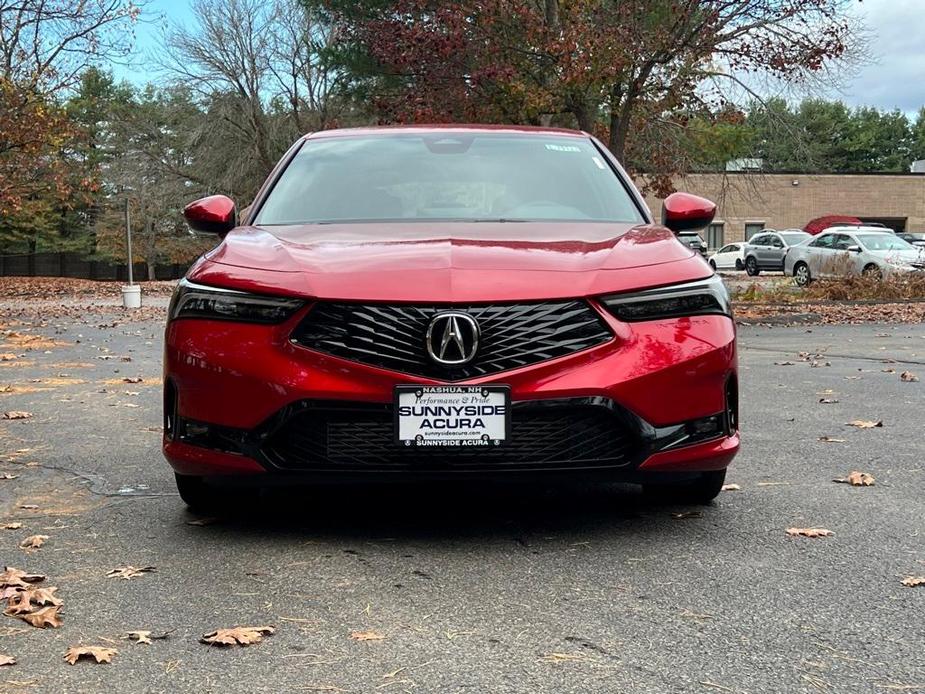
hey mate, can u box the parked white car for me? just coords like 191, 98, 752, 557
707, 242, 746, 271
784, 226, 925, 286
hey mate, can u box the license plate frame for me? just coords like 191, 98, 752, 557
393, 385, 511, 448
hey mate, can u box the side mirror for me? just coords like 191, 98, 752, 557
183, 195, 236, 236
661, 192, 716, 234
847, 245, 861, 253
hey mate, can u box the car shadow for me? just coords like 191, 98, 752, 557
178, 481, 723, 543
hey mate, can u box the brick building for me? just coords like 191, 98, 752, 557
643, 172, 925, 250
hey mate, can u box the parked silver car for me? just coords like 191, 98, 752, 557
743, 229, 811, 275
784, 226, 925, 286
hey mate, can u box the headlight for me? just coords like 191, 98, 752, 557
600, 275, 731, 322
168, 279, 305, 323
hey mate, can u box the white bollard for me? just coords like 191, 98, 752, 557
121, 284, 142, 309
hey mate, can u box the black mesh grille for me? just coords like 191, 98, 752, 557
262, 402, 640, 472
290, 301, 612, 379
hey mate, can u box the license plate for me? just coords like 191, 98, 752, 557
394, 385, 510, 447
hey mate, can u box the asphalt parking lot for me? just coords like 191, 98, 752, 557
0, 296, 923, 694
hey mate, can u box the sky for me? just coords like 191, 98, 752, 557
114, 0, 925, 114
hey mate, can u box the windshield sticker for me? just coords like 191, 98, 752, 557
545, 144, 581, 152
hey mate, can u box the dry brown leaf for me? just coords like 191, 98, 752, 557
833, 471, 875, 487
900, 576, 925, 587
349, 630, 385, 642
126, 630, 169, 645
0, 654, 15, 666
818, 398, 839, 404
774, 361, 795, 366
126, 631, 151, 645
5, 586, 61, 615
122, 377, 143, 383
0, 567, 45, 588
818, 436, 846, 443
721, 483, 741, 491
786, 527, 834, 538
2, 411, 32, 420
900, 371, 919, 382
1, 473, 18, 480
64, 646, 117, 665
3, 523, 22, 530
18, 535, 48, 550
201, 625, 275, 646
106, 566, 155, 580
846, 420, 883, 429
18, 504, 38, 510
15, 605, 62, 628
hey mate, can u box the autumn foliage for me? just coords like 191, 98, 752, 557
325, 0, 855, 192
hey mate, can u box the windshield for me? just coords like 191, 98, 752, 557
780, 232, 809, 245
857, 234, 916, 251
255, 134, 645, 225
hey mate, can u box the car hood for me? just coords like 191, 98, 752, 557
869, 249, 925, 264
190, 221, 712, 302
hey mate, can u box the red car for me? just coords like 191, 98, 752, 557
164, 125, 738, 509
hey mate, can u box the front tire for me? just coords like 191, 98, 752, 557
862, 263, 883, 280
745, 257, 760, 276
643, 470, 727, 505
734, 259, 744, 271
793, 262, 811, 287
709, 259, 717, 270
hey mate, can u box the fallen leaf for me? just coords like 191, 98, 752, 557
0, 567, 45, 588
721, 483, 741, 491
3, 523, 22, 530
18, 535, 48, 550
106, 566, 155, 580
0, 654, 14, 666
786, 527, 834, 538
9, 586, 62, 612
201, 625, 275, 646
349, 630, 385, 641
774, 361, 795, 366
2, 411, 32, 420
125, 629, 169, 645
900, 371, 919, 382
881, 368, 895, 374
15, 605, 62, 628
846, 420, 883, 429
833, 471, 875, 487
18, 504, 37, 510
818, 398, 839, 404
1, 474, 18, 480
900, 576, 925, 587
818, 436, 846, 443
122, 377, 143, 383
64, 646, 117, 665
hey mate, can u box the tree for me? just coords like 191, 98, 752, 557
0, 0, 139, 215
160, 0, 348, 201
315, 0, 859, 191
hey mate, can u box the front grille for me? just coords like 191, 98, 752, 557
290, 301, 612, 379
261, 401, 641, 472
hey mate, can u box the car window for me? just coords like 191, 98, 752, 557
255, 134, 645, 225
750, 235, 766, 246
833, 234, 854, 250
856, 234, 916, 251
769, 235, 784, 248
809, 234, 835, 248
780, 232, 808, 246
718, 245, 736, 254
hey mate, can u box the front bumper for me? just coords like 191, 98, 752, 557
163, 306, 739, 479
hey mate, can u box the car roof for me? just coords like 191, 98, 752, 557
304, 124, 588, 140
821, 226, 891, 234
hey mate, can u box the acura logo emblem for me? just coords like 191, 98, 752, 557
425, 312, 480, 365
